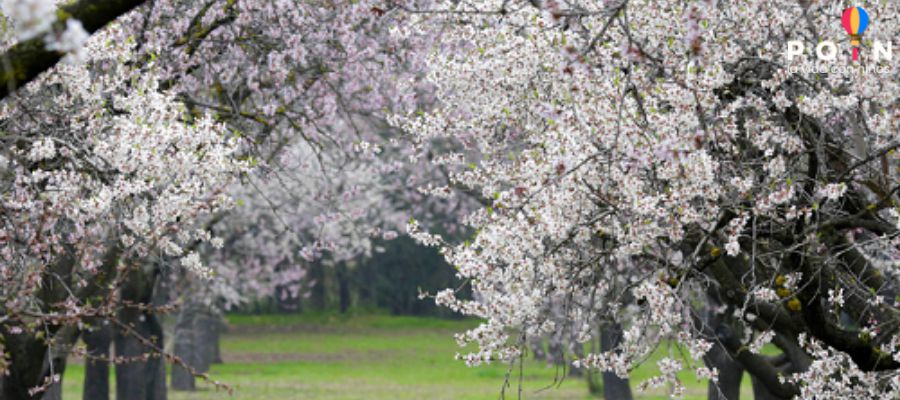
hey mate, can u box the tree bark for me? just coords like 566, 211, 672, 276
336, 263, 351, 314
751, 375, 792, 400
41, 374, 63, 400
114, 310, 167, 400
1, 313, 78, 399
171, 302, 198, 391
308, 261, 328, 311
210, 310, 224, 364
82, 322, 113, 400
171, 300, 219, 390
600, 324, 633, 400
198, 310, 220, 368
273, 258, 301, 312
41, 378, 62, 400
0, 236, 119, 399
704, 340, 743, 400
749, 348, 797, 400
0, 329, 72, 400
39, 329, 74, 400
114, 310, 166, 400
114, 268, 167, 400
0, 330, 48, 399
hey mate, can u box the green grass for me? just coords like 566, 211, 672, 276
61, 314, 755, 399
225, 311, 480, 331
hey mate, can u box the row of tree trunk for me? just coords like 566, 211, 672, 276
18, 269, 798, 400
50, 313, 793, 400
72, 267, 169, 400
63, 305, 223, 400
30, 265, 224, 400
76, 315, 166, 400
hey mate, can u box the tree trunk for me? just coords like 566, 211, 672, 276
1, 326, 74, 400
114, 268, 167, 400
569, 335, 585, 378
547, 332, 564, 367
704, 340, 743, 400
2, 248, 83, 400
42, 378, 63, 400
336, 263, 351, 314
749, 353, 794, 400
171, 301, 217, 390
114, 310, 167, 400
751, 375, 792, 400
210, 311, 223, 364
198, 311, 219, 368
528, 336, 547, 361
308, 261, 328, 311
0, 331, 47, 399
171, 302, 198, 391
82, 322, 113, 400
41, 332, 71, 400
600, 324, 633, 400
274, 258, 301, 312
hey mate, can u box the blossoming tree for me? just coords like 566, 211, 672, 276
1, 0, 898, 399
0, 0, 442, 398
392, 1, 900, 398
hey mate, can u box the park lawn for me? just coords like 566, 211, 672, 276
62, 313, 754, 399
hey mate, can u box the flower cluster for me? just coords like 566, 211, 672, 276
0, 0, 55, 40
1, 0, 90, 62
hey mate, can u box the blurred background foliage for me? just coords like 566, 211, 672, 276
242, 236, 469, 318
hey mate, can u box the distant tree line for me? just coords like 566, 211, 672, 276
240, 236, 469, 318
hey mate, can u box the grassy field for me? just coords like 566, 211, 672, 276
61, 313, 753, 399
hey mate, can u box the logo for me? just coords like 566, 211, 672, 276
784, 6, 892, 65
841, 6, 869, 61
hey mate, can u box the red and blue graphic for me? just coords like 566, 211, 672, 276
841, 6, 870, 61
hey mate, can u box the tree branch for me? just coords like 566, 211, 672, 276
0, 0, 147, 100
716, 323, 800, 398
